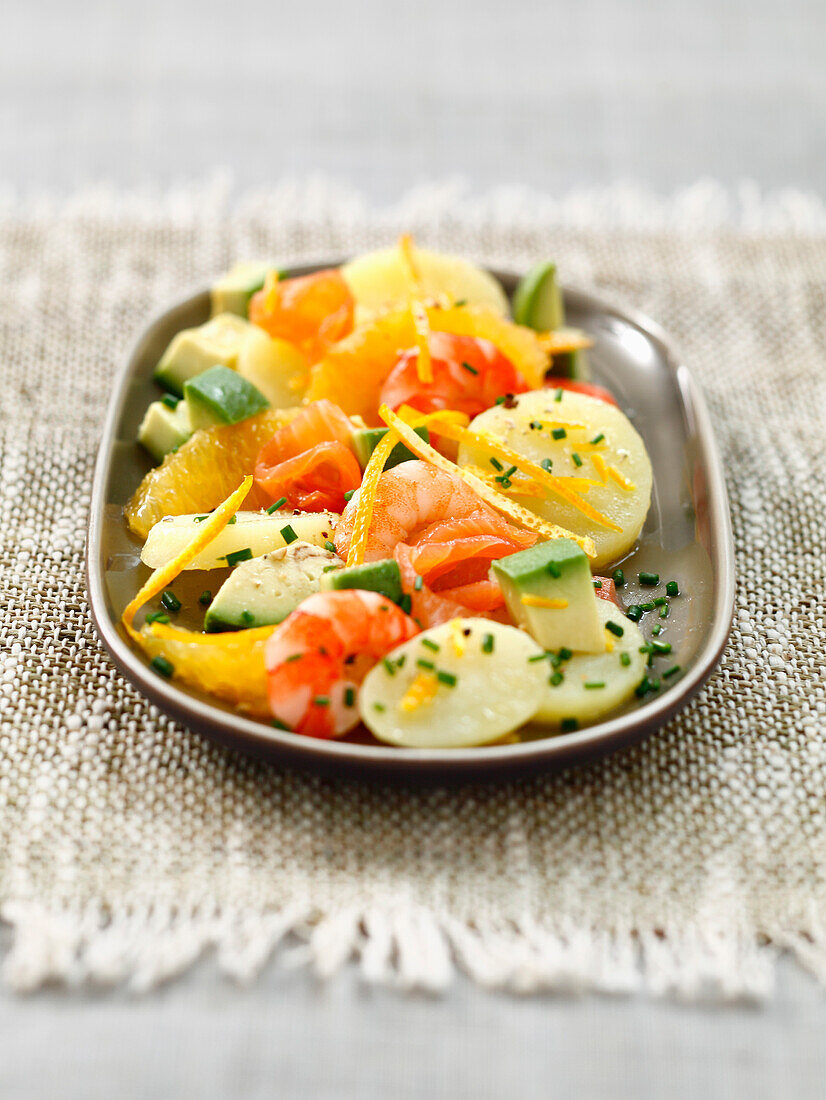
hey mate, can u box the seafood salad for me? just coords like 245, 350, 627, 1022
122, 237, 681, 749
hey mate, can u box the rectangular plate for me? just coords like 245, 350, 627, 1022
87, 268, 734, 780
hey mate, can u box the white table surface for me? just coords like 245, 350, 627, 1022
2, 1, 825, 1096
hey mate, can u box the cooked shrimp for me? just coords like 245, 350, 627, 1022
379, 333, 528, 419
335, 459, 504, 562
265, 590, 419, 737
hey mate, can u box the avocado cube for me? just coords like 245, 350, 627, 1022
184, 365, 269, 430
492, 538, 604, 653
210, 262, 270, 317
154, 313, 254, 395
137, 399, 193, 463
351, 426, 429, 471
320, 559, 404, 606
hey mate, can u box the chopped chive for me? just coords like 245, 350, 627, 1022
650, 639, 672, 654
635, 676, 661, 697
529, 420, 543, 430
373, 702, 386, 713
540, 457, 553, 472
528, 652, 552, 663
145, 611, 170, 625
593, 579, 603, 589
639, 571, 660, 586
344, 489, 355, 502
151, 655, 174, 678
626, 605, 642, 622
285, 653, 303, 663
461, 360, 479, 375
396, 655, 406, 669
561, 717, 578, 732
324, 540, 336, 553
399, 594, 412, 614
454, 298, 467, 307
551, 427, 567, 440
280, 524, 297, 545
193, 515, 209, 522
199, 590, 212, 607
414, 575, 423, 591
589, 432, 605, 445
271, 718, 291, 731
558, 647, 573, 662
437, 670, 457, 687
584, 681, 605, 690
612, 568, 626, 587
482, 633, 495, 654
620, 652, 632, 667
659, 604, 670, 619
572, 452, 583, 467
240, 610, 255, 625
161, 393, 179, 410
490, 457, 504, 471
546, 561, 561, 578
666, 580, 679, 597
549, 671, 564, 686
652, 597, 668, 607
554, 389, 564, 402
313, 696, 329, 707
494, 395, 507, 406
225, 547, 253, 566
227, 515, 237, 525
606, 620, 624, 637
639, 602, 656, 612
663, 665, 681, 679
267, 497, 287, 514
416, 658, 435, 671
322, 565, 338, 573
382, 658, 396, 676
549, 652, 562, 668
344, 687, 356, 706
421, 638, 440, 652
652, 623, 663, 636
160, 590, 182, 613
648, 678, 661, 692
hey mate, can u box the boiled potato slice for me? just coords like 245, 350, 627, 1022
458, 389, 652, 569
342, 246, 509, 323
141, 510, 338, 571
360, 619, 547, 748
530, 599, 646, 729
236, 326, 309, 409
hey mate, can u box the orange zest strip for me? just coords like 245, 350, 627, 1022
537, 329, 593, 354
122, 476, 253, 640
411, 299, 433, 384
346, 430, 398, 567
520, 595, 568, 609
379, 405, 596, 557
399, 671, 439, 713
398, 234, 423, 292
425, 421, 622, 533
591, 453, 608, 482
606, 465, 636, 491
263, 269, 281, 313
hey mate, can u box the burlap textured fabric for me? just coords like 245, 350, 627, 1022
0, 182, 824, 996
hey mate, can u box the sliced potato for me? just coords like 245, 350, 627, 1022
141, 510, 339, 571
236, 326, 309, 408
458, 389, 652, 569
530, 599, 646, 729
360, 619, 547, 748
342, 246, 509, 323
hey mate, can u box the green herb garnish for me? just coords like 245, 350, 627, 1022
620, 652, 632, 667
280, 525, 297, 545
482, 633, 495, 654
584, 681, 605, 690
605, 621, 624, 637
160, 590, 181, 614
421, 638, 440, 652
416, 658, 435, 671
241, 610, 255, 625
639, 571, 659, 586
461, 361, 478, 375
572, 452, 583, 467
612, 568, 625, 587
151, 655, 174, 678
344, 687, 356, 706
437, 670, 457, 687
551, 428, 567, 440
161, 394, 179, 410
560, 717, 578, 732
145, 611, 170, 625
225, 547, 253, 566
666, 580, 679, 597
199, 590, 212, 607
267, 497, 287, 514
589, 433, 605, 445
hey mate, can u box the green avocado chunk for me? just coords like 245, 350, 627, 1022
154, 313, 254, 395
205, 542, 341, 631
513, 261, 589, 380
351, 426, 429, 470
137, 399, 193, 463
183, 365, 269, 430
320, 559, 404, 606
492, 538, 604, 653
210, 262, 270, 317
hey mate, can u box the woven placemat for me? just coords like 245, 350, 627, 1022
1, 181, 824, 996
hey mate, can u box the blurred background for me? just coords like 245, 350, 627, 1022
3, 0, 823, 200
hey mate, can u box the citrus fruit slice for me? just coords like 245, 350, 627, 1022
305, 305, 549, 424
125, 408, 299, 540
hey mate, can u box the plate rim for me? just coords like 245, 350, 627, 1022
86, 272, 735, 780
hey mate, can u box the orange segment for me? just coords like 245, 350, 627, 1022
125, 408, 300, 540
306, 304, 549, 425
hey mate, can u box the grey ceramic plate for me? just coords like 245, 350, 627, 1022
87, 267, 734, 780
